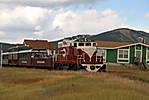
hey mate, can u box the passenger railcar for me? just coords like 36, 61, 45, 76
2, 46, 53, 68
54, 37, 106, 72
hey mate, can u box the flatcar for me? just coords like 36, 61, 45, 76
2, 46, 53, 68
54, 37, 106, 72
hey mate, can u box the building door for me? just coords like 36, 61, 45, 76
135, 45, 142, 63
136, 51, 142, 62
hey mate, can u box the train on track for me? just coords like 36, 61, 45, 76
2, 37, 106, 72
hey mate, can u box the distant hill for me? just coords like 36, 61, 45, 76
89, 28, 149, 43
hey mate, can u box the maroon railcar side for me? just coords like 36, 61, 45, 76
2, 48, 53, 68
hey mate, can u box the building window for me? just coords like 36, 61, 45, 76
147, 50, 149, 60
136, 45, 141, 50
118, 49, 128, 59
97, 48, 106, 57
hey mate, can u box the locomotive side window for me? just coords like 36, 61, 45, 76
93, 43, 96, 47
74, 43, 77, 47
79, 43, 84, 46
85, 43, 91, 46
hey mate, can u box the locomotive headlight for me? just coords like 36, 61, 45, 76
90, 66, 95, 70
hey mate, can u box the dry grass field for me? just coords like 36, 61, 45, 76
0, 65, 149, 100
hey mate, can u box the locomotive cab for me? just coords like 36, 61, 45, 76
73, 37, 106, 72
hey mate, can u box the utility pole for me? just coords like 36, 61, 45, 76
0, 44, 2, 69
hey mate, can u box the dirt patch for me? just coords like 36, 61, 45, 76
107, 71, 135, 75
8, 78, 44, 84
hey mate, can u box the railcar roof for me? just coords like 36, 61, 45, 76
7, 46, 32, 52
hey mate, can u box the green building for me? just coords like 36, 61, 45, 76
96, 41, 149, 64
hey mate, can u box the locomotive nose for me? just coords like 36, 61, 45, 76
82, 64, 106, 72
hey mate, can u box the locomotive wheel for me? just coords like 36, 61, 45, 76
73, 64, 77, 70
59, 64, 63, 70
68, 64, 73, 70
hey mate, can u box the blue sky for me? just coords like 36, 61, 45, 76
99, 0, 149, 26
0, 0, 149, 43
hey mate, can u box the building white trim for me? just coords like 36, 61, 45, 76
135, 45, 142, 63
146, 47, 149, 64
96, 48, 106, 62
117, 47, 130, 63
97, 43, 149, 49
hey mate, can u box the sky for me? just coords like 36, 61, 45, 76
0, 0, 149, 43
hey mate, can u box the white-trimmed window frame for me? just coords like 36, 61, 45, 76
96, 48, 106, 62
146, 47, 149, 63
135, 45, 142, 63
117, 48, 129, 63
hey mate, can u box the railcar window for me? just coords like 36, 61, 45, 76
8, 54, 12, 60
19, 53, 30, 59
93, 43, 96, 47
31, 52, 48, 58
3, 55, 8, 59
74, 43, 77, 47
13, 54, 18, 60
79, 43, 84, 46
85, 43, 91, 46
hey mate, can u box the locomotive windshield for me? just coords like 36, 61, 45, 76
74, 36, 96, 48
85, 43, 91, 46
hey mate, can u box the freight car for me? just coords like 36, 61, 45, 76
54, 37, 106, 72
2, 46, 53, 68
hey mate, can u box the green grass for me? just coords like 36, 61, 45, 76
0, 66, 149, 100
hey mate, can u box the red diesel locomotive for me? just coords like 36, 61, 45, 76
54, 37, 106, 72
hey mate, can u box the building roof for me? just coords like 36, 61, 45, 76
16, 44, 25, 47
49, 42, 56, 50
96, 41, 149, 49
23, 39, 51, 49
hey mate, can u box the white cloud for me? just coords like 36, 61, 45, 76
0, 31, 5, 36
35, 26, 41, 31
144, 13, 149, 19
51, 9, 127, 35
0, 0, 105, 7
0, 6, 52, 27
0, 6, 53, 43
